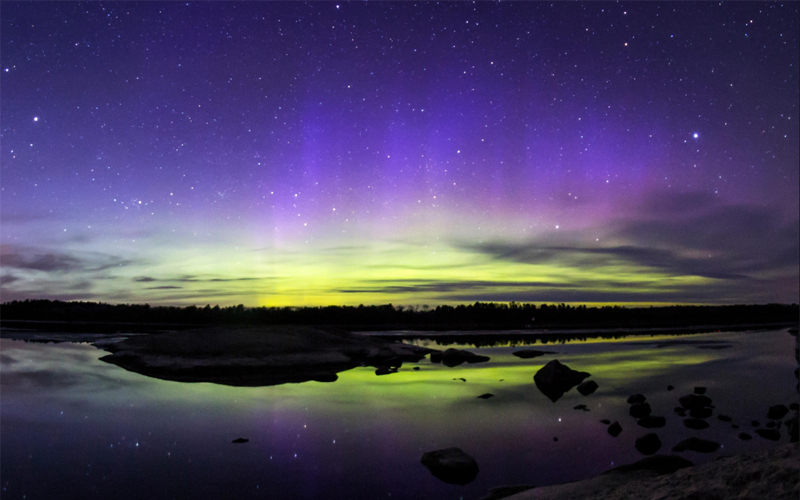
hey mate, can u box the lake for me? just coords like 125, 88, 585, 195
1, 327, 797, 499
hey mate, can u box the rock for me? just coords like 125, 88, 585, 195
574, 404, 588, 410
577, 380, 599, 396
673, 407, 687, 417
755, 429, 781, 441
430, 351, 443, 363
637, 416, 666, 428
512, 349, 555, 359
635, 433, 662, 455
678, 394, 712, 410
732, 424, 739, 429
717, 414, 732, 422
553, 437, 558, 442
689, 407, 713, 419
477, 393, 494, 399
739, 432, 752, 440
375, 366, 398, 375
790, 403, 799, 410
683, 418, 710, 430
453, 378, 467, 382
533, 360, 591, 402
232, 438, 249, 443
600, 419, 611, 425
630, 403, 652, 419
605, 455, 694, 475
627, 394, 646, 404
667, 385, 674, 391
439, 348, 490, 367
767, 404, 789, 420
751, 420, 761, 427
608, 421, 622, 437
671, 437, 720, 453
413, 366, 420, 371
420, 447, 479, 485
693, 386, 707, 394
766, 421, 776, 428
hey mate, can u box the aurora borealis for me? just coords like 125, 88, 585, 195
1, 2, 797, 306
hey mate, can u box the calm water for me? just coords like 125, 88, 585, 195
1, 328, 797, 500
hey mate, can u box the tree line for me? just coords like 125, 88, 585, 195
1, 299, 797, 330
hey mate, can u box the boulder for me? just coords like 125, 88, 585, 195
689, 407, 713, 419
630, 403, 652, 419
751, 420, 761, 427
683, 418, 710, 430
678, 394, 712, 410
635, 433, 662, 455
512, 349, 555, 359
738, 432, 752, 440
673, 407, 687, 417
577, 380, 599, 396
755, 429, 781, 441
627, 394, 646, 404
637, 416, 666, 428
608, 421, 623, 437
767, 404, 789, 420
420, 447, 479, 485
671, 437, 720, 453
693, 386, 707, 395
533, 360, 591, 402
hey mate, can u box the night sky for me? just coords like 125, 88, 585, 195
1, 2, 798, 307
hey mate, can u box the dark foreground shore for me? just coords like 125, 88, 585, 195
496, 442, 798, 500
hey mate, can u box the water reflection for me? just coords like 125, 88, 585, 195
1, 328, 797, 500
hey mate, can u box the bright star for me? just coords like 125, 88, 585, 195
693, 133, 699, 139
33, 116, 39, 122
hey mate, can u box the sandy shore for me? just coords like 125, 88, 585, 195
501, 443, 798, 500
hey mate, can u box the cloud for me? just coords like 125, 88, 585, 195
134, 276, 157, 282
144, 286, 183, 290
1, 274, 21, 285
335, 279, 574, 294
460, 193, 799, 282
0, 245, 135, 273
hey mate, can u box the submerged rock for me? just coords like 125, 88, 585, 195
690, 407, 713, 419
533, 360, 591, 402
627, 394, 647, 404
435, 348, 491, 367
605, 455, 694, 475
683, 418, 710, 430
637, 416, 666, 428
512, 349, 555, 359
755, 429, 781, 441
671, 437, 720, 453
577, 380, 599, 396
630, 403, 652, 419
608, 421, 623, 437
678, 394, 712, 410
767, 404, 790, 420
635, 433, 662, 455
420, 447, 479, 485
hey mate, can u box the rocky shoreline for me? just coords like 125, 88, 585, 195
496, 442, 798, 500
